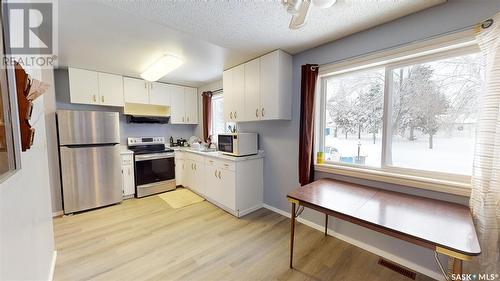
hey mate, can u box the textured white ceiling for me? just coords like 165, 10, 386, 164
104, 0, 444, 55
58, 0, 445, 86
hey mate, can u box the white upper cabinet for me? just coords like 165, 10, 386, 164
244, 58, 260, 121
232, 65, 245, 122
170, 85, 198, 125
223, 68, 234, 122
123, 77, 149, 104
66, 67, 198, 123
68, 68, 124, 107
260, 50, 292, 120
149, 82, 170, 106
68, 68, 99, 105
223, 50, 292, 122
223, 65, 245, 122
184, 87, 198, 124
170, 84, 185, 124
98, 72, 124, 107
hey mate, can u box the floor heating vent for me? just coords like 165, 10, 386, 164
378, 258, 416, 280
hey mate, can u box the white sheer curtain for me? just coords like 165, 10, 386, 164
469, 13, 500, 273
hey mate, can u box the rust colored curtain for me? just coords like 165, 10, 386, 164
299, 64, 319, 186
202, 91, 213, 142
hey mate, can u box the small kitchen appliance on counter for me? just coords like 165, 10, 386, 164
218, 133, 258, 157
176, 138, 188, 147
127, 137, 176, 198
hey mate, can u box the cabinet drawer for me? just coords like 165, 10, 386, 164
205, 158, 235, 171
121, 154, 133, 165
189, 154, 204, 163
216, 159, 235, 171
205, 158, 217, 167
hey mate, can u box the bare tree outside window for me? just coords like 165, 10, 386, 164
322, 51, 485, 176
324, 68, 384, 167
389, 52, 484, 174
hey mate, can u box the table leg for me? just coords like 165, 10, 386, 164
324, 214, 328, 236
290, 202, 296, 269
452, 258, 462, 276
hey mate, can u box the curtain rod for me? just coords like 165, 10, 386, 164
212, 88, 223, 94
319, 23, 480, 68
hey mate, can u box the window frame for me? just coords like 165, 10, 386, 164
315, 38, 481, 196
210, 92, 225, 137
0, 14, 22, 183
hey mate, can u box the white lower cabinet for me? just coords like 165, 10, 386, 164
175, 151, 186, 187
206, 163, 236, 210
185, 159, 194, 191
177, 151, 263, 217
121, 153, 135, 197
185, 156, 205, 195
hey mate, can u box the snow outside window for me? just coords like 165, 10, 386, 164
320, 49, 485, 178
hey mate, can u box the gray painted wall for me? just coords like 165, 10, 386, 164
49, 69, 198, 212
239, 0, 500, 278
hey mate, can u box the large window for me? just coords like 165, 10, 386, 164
324, 67, 384, 167
211, 93, 226, 139
319, 45, 485, 182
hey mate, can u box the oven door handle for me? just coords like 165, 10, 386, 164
135, 153, 175, 161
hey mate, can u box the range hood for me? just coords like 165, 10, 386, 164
124, 103, 171, 124
126, 115, 170, 124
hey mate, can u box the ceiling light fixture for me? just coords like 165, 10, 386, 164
140, 54, 183, 82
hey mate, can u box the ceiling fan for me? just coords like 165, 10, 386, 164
283, 0, 337, 29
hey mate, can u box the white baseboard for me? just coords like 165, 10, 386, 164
262, 204, 442, 281
239, 203, 264, 217
52, 211, 63, 217
48, 250, 57, 281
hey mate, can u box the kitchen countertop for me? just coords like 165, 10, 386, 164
169, 147, 264, 162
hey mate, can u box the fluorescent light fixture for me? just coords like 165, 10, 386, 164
140, 54, 183, 82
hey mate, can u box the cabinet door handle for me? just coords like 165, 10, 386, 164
214, 170, 218, 178
144, 82, 147, 89
230, 112, 233, 119
255, 108, 259, 117
218, 171, 222, 179
150, 83, 153, 90
101, 96, 104, 103
261, 107, 265, 117
92, 95, 96, 102
234, 111, 237, 119
128, 168, 130, 176
182, 117, 185, 122
187, 116, 189, 122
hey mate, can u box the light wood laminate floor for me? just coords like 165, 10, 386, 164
53, 195, 434, 281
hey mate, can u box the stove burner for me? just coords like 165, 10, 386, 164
127, 137, 173, 154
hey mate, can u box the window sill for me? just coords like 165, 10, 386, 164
315, 164, 471, 197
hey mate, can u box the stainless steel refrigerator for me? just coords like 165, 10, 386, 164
57, 110, 122, 214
